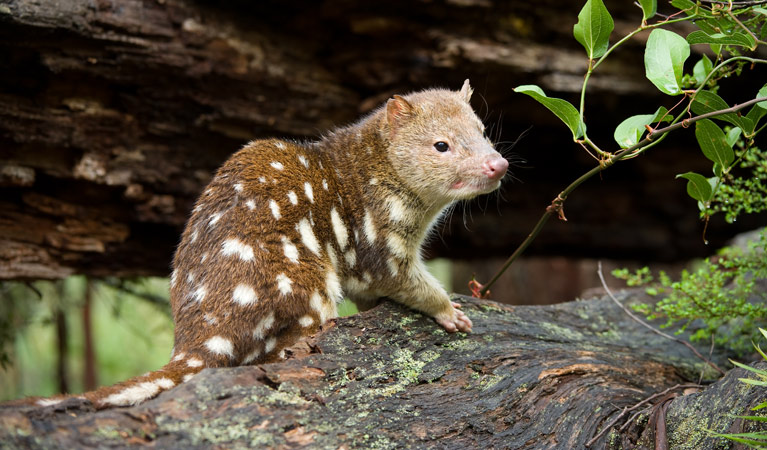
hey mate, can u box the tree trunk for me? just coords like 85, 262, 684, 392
1, 290, 763, 449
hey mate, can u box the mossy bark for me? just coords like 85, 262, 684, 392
1, 291, 763, 449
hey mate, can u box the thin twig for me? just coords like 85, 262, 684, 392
585, 383, 702, 447
699, 0, 767, 5
596, 262, 725, 376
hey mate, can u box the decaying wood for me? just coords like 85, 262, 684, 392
2, 0, 766, 281
1, 291, 763, 449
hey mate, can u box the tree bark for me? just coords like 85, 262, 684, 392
1, 290, 763, 449
2, 0, 766, 281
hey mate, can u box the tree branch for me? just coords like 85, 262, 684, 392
479, 97, 767, 296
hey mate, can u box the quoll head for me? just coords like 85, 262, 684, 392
383, 79, 508, 205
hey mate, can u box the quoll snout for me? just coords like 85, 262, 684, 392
482, 155, 508, 181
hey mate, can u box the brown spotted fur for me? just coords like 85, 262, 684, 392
20, 80, 508, 409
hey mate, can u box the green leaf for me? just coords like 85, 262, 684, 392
760, 327, 767, 340
739, 378, 767, 386
758, 84, 767, 110
687, 30, 756, 49
513, 85, 585, 139
573, 0, 614, 60
726, 127, 742, 148
692, 55, 713, 85
731, 359, 767, 377
754, 7, 767, 16
644, 29, 690, 95
613, 107, 670, 148
676, 172, 713, 202
695, 119, 734, 168
671, 0, 696, 14
640, 0, 657, 21
691, 91, 753, 132
734, 415, 767, 422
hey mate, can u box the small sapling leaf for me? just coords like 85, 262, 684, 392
725, 127, 742, 148
639, 0, 656, 21
613, 107, 670, 148
573, 0, 614, 60
692, 55, 713, 86
644, 29, 690, 95
695, 119, 734, 168
676, 172, 713, 202
758, 84, 767, 110
513, 85, 585, 139
686, 30, 756, 49
692, 91, 753, 132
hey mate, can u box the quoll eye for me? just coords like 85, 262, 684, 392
433, 141, 450, 152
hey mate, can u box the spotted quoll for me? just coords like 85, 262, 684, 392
29, 80, 508, 409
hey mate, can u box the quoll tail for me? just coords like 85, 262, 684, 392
18, 352, 207, 410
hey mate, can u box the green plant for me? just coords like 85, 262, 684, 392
613, 229, 767, 353
480, 0, 767, 295
708, 327, 767, 448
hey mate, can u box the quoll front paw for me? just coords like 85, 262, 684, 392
434, 301, 473, 333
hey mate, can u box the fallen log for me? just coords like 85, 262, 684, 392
1, 290, 763, 449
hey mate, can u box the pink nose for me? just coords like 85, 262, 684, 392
482, 156, 508, 181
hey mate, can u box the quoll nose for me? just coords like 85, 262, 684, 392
482, 156, 509, 181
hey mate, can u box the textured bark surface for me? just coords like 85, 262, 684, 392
2, 0, 766, 281
1, 291, 763, 449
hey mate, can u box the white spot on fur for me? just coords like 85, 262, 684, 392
298, 315, 314, 327
192, 285, 207, 303
370, 178, 378, 185
363, 209, 377, 244
326, 270, 342, 303
242, 349, 261, 364
259, 176, 266, 183
386, 233, 409, 259
304, 182, 314, 203
330, 207, 348, 250
270, 161, 284, 170
325, 242, 339, 271
186, 272, 195, 284
37, 399, 62, 407
276, 273, 293, 295
170, 270, 178, 287
322, 179, 328, 190
310, 291, 325, 321
183, 374, 195, 382
387, 258, 399, 277
386, 195, 407, 222
275, 142, 286, 150
172, 352, 187, 362
265, 337, 277, 353
297, 218, 321, 256
298, 154, 309, 168
345, 277, 369, 294
269, 199, 281, 220
282, 236, 299, 264
187, 357, 204, 368
103, 381, 162, 406
232, 284, 258, 306
344, 249, 356, 267
201, 252, 208, 263
191, 229, 199, 243
363, 272, 373, 283
155, 378, 175, 389
287, 191, 298, 205
209, 212, 223, 227
246, 199, 256, 210
221, 238, 255, 261
253, 312, 275, 340
234, 183, 243, 193
205, 336, 234, 358
203, 313, 218, 325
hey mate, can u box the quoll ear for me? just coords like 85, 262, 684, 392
460, 79, 473, 104
386, 94, 414, 130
